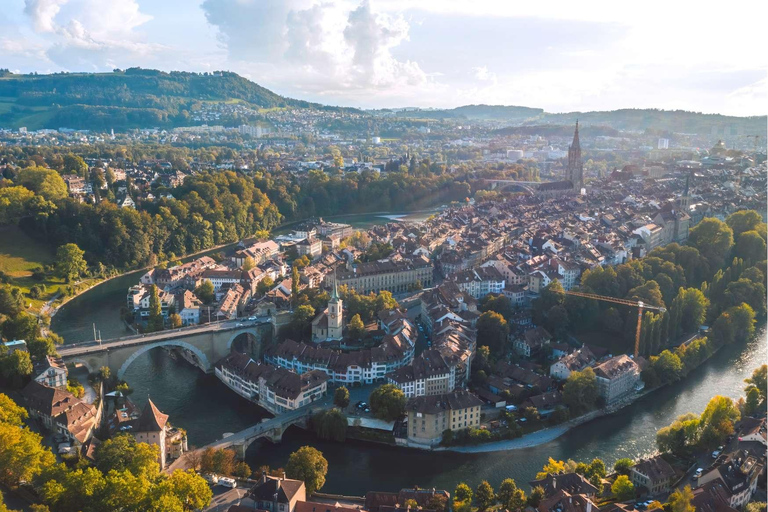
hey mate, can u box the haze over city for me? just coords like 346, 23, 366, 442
3, 0, 767, 114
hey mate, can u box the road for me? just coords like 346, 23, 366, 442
58, 317, 270, 357
205, 485, 253, 511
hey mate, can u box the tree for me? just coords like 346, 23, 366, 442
169, 313, 183, 328
527, 486, 545, 507
476, 311, 509, 356
0, 421, 56, 486
481, 294, 514, 320
291, 266, 300, 305
242, 256, 256, 271
285, 446, 328, 495
334, 386, 350, 409
369, 384, 406, 421
562, 368, 599, 414
688, 218, 734, 271
55, 243, 87, 283
63, 154, 88, 176
454, 483, 473, 503
404, 499, 418, 510
536, 458, 567, 479
0, 394, 28, 426
17, 166, 67, 200
668, 485, 695, 512
649, 350, 683, 384
735, 231, 766, 264
726, 210, 764, 239
508, 488, 527, 512
474, 481, 495, 511
194, 280, 215, 305
94, 434, 160, 478
0, 349, 33, 386
744, 365, 767, 406
1, 312, 40, 342
745, 503, 767, 512
147, 285, 164, 332
497, 479, 518, 507
257, 276, 274, 295
656, 413, 700, 455
670, 288, 709, 335
312, 409, 347, 442
699, 395, 740, 448
611, 475, 635, 501
347, 314, 365, 340
159, 469, 213, 511
712, 303, 756, 345
745, 387, 761, 416
613, 458, 634, 476
233, 461, 252, 479
426, 494, 448, 512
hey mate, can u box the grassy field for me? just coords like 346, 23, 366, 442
0, 225, 65, 312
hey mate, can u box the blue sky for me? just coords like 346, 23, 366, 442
2, 0, 765, 115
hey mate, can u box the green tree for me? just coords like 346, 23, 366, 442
333, 386, 350, 409
0, 421, 56, 486
726, 210, 764, 239
481, 294, 514, 320
147, 285, 164, 332
508, 488, 527, 512
688, 218, 734, 271
670, 287, 709, 335
474, 481, 495, 511
0, 394, 28, 426
562, 368, 599, 414
369, 384, 406, 421
699, 395, 740, 448
17, 166, 68, 201
0, 350, 33, 387
497, 478, 518, 507
656, 412, 701, 455
668, 485, 695, 512
649, 350, 683, 384
291, 266, 300, 305
744, 365, 767, 405
256, 276, 274, 295
476, 311, 509, 356
63, 154, 88, 176
613, 458, 634, 476
94, 434, 160, 479
745, 387, 761, 416
194, 280, 215, 305
157, 469, 213, 511
527, 486, 545, 507
454, 483, 473, 503
312, 409, 347, 442
233, 461, 252, 479
611, 475, 635, 501
285, 446, 328, 495
712, 303, 756, 345
55, 243, 87, 283
735, 231, 766, 264
347, 313, 365, 340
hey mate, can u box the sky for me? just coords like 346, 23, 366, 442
1, 0, 766, 116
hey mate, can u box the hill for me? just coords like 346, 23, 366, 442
0, 68, 349, 131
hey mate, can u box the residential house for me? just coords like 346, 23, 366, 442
630, 455, 677, 495
550, 346, 596, 380
512, 326, 552, 358
33, 355, 68, 389
249, 475, 306, 512
132, 398, 187, 469
21, 381, 97, 447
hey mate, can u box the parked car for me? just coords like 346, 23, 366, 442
219, 477, 237, 488
248, 316, 257, 321
693, 468, 703, 479
202, 473, 219, 485
711, 450, 721, 459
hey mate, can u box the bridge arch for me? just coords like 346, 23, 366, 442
67, 358, 96, 375
117, 340, 212, 380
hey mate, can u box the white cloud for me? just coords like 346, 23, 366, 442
24, 0, 68, 32
472, 66, 496, 83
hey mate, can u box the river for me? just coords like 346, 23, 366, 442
52, 211, 767, 496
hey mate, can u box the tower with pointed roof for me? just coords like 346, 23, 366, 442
133, 398, 170, 468
679, 172, 691, 209
567, 121, 584, 192
327, 279, 343, 339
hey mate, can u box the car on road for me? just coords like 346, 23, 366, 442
219, 477, 237, 488
203, 473, 219, 485
248, 316, 257, 321
711, 450, 721, 459
235, 323, 244, 327
693, 468, 704, 479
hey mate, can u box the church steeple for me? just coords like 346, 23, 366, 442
567, 120, 583, 192
679, 172, 691, 209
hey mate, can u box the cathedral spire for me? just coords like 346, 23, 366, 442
572, 119, 580, 149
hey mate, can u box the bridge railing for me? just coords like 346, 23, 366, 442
60, 317, 269, 351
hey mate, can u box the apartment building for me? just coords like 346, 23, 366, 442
405, 390, 483, 447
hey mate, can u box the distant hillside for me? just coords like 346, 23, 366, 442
0, 68, 348, 130
396, 104, 544, 122
381, 104, 764, 136
536, 109, 767, 137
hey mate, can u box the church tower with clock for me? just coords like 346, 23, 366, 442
327, 281, 343, 339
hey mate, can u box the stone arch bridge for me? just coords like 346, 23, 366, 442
58, 319, 273, 380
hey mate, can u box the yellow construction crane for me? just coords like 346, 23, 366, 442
564, 290, 667, 358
